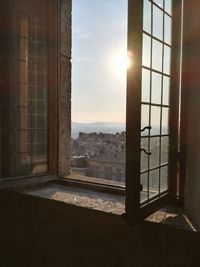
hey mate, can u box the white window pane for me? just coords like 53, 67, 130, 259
154, 0, 163, 8
165, 0, 172, 15
152, 72, 162, 104
142, 34, 151, 67
164, 14, 172, 45
142, 69, 150, 102
163, 45, 171, 75
143, 0, 152, 33
141, 104, 150, 135
163, 76, 170, 105
153, 5, 163, 40
152, 39, 163, 71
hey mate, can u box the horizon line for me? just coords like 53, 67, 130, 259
72, 121, 126, 124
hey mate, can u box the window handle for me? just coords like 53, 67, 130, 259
141, 148, 152, 156
141, 126, 151, 132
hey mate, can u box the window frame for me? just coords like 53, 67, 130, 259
0, 0, 58, 183
0, 0, 184, 226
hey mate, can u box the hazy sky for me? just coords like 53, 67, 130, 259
72, 0, 128, 123
72, 0, 171, 133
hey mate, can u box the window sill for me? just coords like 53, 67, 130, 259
20, 182, 125, 215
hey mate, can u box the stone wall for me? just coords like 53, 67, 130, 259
58, 0, 72, 176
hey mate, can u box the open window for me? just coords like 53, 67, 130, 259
126, 0, 182, 223
0, 0, 183, 225
69, 0, 183, 223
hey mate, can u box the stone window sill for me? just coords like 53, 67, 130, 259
20, 182, 125, 215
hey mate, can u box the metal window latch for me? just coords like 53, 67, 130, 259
141, 126, 152, 132
141, 148, 152, 156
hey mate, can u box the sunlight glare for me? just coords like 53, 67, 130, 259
111, 51, 132, 75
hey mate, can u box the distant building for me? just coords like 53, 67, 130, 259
86, 153, 125, 182
71, 131, 126, 182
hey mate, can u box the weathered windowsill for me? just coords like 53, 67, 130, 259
20, 182, 125, 215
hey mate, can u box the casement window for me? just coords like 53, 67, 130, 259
70, 0, 182, 223
0, 0, 183, 225
126, 0, 182, 223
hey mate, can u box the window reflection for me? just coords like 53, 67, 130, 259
0, 0, 48, 177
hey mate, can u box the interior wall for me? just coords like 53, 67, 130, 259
182, 0, 200, 226
0, 189, 200, 267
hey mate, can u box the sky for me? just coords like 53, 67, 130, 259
72, 0, 128, 123
72, 0, 171, 131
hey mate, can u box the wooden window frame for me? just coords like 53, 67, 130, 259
0, 0, 58, 184
125, 0, 183, 224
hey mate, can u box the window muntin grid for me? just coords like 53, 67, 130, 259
0, 0, 48, 177
140, 0, 172, 204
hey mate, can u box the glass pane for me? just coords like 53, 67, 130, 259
151, 72, 162, 104
161, 136, 169, 164
162, 107, 169, 134
152, 39, 163, 71
153, 0, 163, 8
142, 34, 151, 67
165, 0, 172, 15
141, 138, 149, 171
140, 172, 148, 203
163, 76, 170, 105
164, 14, 172, 45
150, 137, 160, 169
149, 169, 159, 198
142, 69, 150, 103
0, 0, 48, 177
141, 104, 150, 136
153, 5, 163, 40
15, 153, 32, 176
15, 130, 29, 153
32, 152, 48, 174
143, 0, 152, 33
164, 45, 171, 75
151, 106, 161, 135
160, 166, 168, 192
14, 107, 28, 129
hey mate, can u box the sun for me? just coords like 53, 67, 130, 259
111, 51, 132, 74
